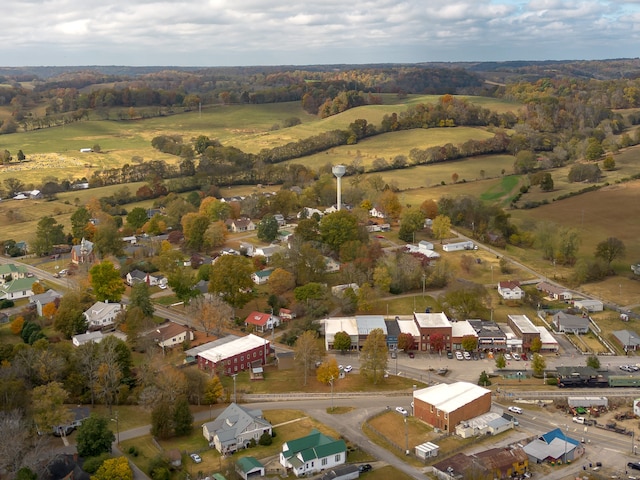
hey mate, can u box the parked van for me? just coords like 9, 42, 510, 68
573, 416, 586, 424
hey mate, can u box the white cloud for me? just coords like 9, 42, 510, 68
0, 0, 639, 65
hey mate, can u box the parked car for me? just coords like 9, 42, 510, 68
395, 406, 408, 416
408, 352, 415, 358
358, 464, 372, 473
508, 406, 523, 414
504, 353, 512, 361
190, 453, 202, 464
446, 351, 453, 359
455, 351, 464, 361
512, 353, 521, 361
521, 353, 527, 361
479, 352, 486, 359
629, 462, 640, 471
620, 364, 633, 372
463, 351, 471, 360
344, 365, 353, 373
572, 416, 585, 424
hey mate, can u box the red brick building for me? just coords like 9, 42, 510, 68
195, 334, 270, 375
413, 382, 492, 433
413, 312, 452, 352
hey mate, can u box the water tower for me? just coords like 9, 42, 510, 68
332, 165, 346, 211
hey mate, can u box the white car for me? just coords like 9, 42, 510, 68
395, 406, 408, 416
573, 416, 585, 424
504, 353, 512, 361
455, 351, 464, 360
343, 365, 353, 373
512, 353, 521, 361
338, 365, 344, 371
463, 351, 472, 360
190, 453, 202, 463
508, 406, 523, 414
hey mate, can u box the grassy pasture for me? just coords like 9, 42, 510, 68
280, 127, 495, 170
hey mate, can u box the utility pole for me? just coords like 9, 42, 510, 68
404, 416, 409, 455
329, 376, 334, 411
111, 411, 120, 445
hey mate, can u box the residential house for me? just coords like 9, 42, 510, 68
0, 264, 28, 284
236, 457, 265, 480
83, 301, 123, 330
418, 241, 434, 252
0, 277, 35, 300
536, 281, 572, 301
29, 289, 63, 316
253, 245, 283, 263
498, 281, 524, 300
331, 283, 359, 298
297, 207, 324, 219
245, 311, 280, 333
613, 330, 640, 352
193, 334, 270, 375
273, 214, 286, 226
147, 322, 194, 350
323, 256, 340, 273
251, 269, 273, 285
317, 465, 359, 480
369, 207, 386, 218
202, 403, 272, 454
552, 311, 590, 334
52, 406, 90, 436
432, 446, 528, 480
225, 218, 256, 233
279, 308, 296, 321
71, 238, 95, 264
280, 429, 347, 477
413, 312, 453, 352
573, 299, 604, 312
126, 269, 168, 288
126, 269, 148, 286
413, 382, 492, 433
72, 331, 104, 347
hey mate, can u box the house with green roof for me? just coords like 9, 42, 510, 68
0, 264, 28, 285
0, 277, 35, 300
279, 429, 346, 477
235, 456, 264, 480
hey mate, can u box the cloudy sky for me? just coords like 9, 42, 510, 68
2, 0, 640, 66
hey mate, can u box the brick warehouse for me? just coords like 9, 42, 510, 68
413, 382, 491, 432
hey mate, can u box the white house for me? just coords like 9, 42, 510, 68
280, 429, 347, 477
323, 256, 340, 273
369, 207, 386, 218
0, 278, 34, 300
29, 289, 63, 316
251, 269, 273, 285
498, 281, 524, 300
83, 301, 123, 330
72, 331, 104, 347
225, 218, 256, 233
202, 403, 272, 454
244, 311, 280, 333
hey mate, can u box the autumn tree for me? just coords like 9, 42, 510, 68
31, 382, 74, 434
319, 210, 361, 253
189, 295, 232, 336
420, 199, 438, 219
167, 267, 198, 305
90, 261, 125, 302
30, 282, 45, 295
397, 332, 415, 352
332, 331, 352, 353
317, 358, 340, 385
595, 237, 626, 269
268, 268, 296, 295
294, 331, 322, 386
10, 316, 24, 335
398, 207, 426, 243
461, 336, 478, 352
93, 457, 133, 480
430, 333, 445, 353
529, 337, 542, 353
204, 376, 224, 404
378, 189, 402, 220
208, 255, 253, 308
495, 353, 506, 369
431, 214, 451, 243
360, 328, 388, 385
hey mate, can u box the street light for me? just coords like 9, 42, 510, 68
111, 411, 120, 445
404, 417, 409, 455
156, 329, 165, 356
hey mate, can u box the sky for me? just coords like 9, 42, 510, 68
2, 0, 640, 66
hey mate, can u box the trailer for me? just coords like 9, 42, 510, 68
442, 241, 476, 252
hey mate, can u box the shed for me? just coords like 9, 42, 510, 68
236, 456, 265, 480
415, 441, 439, 460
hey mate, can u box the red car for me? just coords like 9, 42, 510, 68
408, 352, 415, 358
